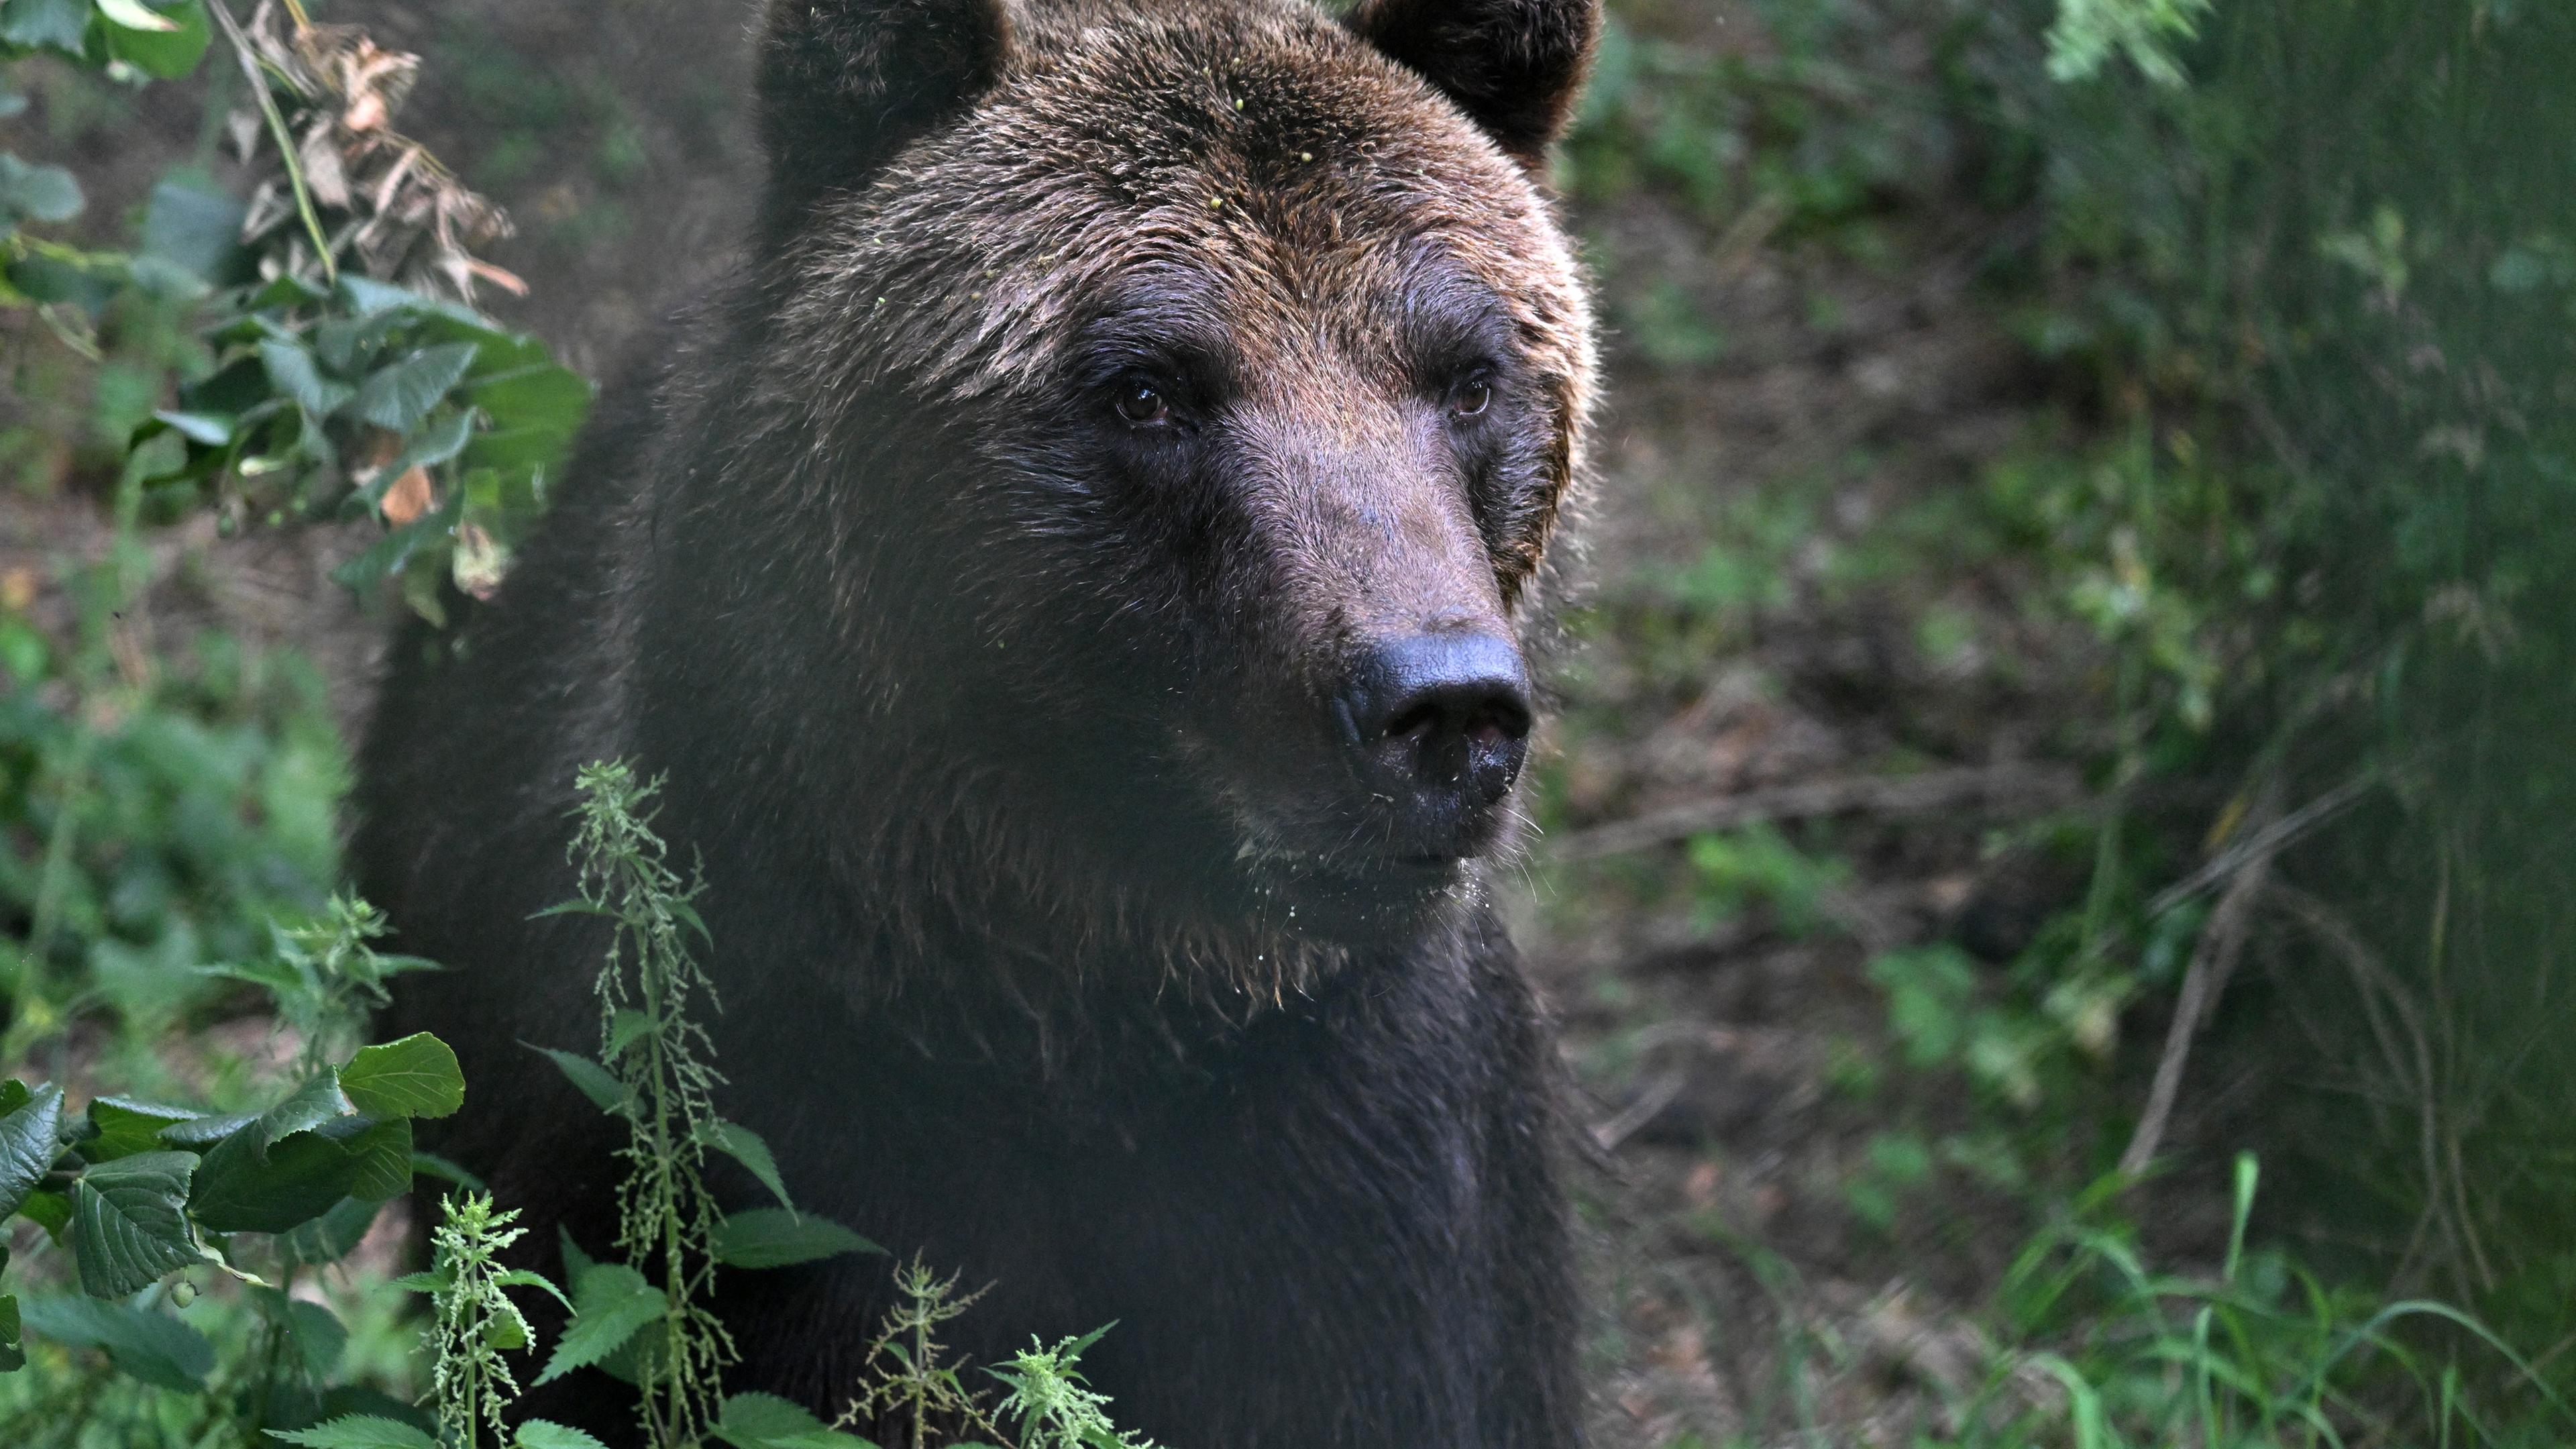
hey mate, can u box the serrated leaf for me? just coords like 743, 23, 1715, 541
494, 1267, 574, 1312
70, 1152, 199, 1297
699, 1119, 792, 1212
341, 1034, 465, 1120
86, 1097, 200, 1163
536, 1263, 663, 1385
159, 1110, 258, 1150
0, 1083, 64, 1221
260, 341, 354, 419
517, 1422, 613, 1449
712, 1210, 881, 1271
19, 1295, 212, 1390
350, 343, 478, 433
260, 1071, 358, 1147
713, 1393, 878, 1449
528, 1045, 633, 1116
605, 1009, 655, 1061
266, 1415, 441, 1449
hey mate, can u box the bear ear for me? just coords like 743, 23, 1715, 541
756, 0, 1014, 231
1344, 0, 1602, 168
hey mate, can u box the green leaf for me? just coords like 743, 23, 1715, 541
191, 1118, 370, 1234
341, 1034, 466, 1120
140, 174, 246, 280
266, 1415, 441, 1449
0, 1083, 64, 1221
536, 1263, 665, 1385
528, 1045, 633, 1116
0, 153, 84, 227
517, 1421, 614, 1449
261, 1071, 359, 1147
350, 343, 479, 433
699, 1119, 792, 1212
71, 1152, 199, 1297
85, 1097, 200, 1164
278, 1196, 383, 1269
97, 0, 209, 79
362, 409, 476, 509
605, 1009, 655, 1061
712, 1210, 881, 1271
19, 1295, 214, 1390
0, 1295, 21, 1374
0, 0, 90, 52
159, 1110, 258, 1150
17, 1189, 70, 1239
713, 1393, 878, 1449
343, 1118, 415, 1202
409, 1151, 486, 1192
260, 341, 355, 420
154, 409, 233, 445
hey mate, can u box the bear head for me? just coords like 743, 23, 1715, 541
711, 0, 1599, 965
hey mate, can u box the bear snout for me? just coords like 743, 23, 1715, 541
1331, 629, 1534, 856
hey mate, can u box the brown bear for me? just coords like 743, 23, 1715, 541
354, 0, 1601, 1443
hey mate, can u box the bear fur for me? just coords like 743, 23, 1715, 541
353, 1, 1601, 1443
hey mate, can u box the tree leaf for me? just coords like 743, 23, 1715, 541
350, 343, 479, 433
94, 0, 176, 30
70, 1152, 199, 1297
260, 1070, 358, 1147
0, 1082, 64, 1221
278, 1196, 383, 1269
0, 153, 83, 227
85, 1097, 199, 1164
342, 1118, 414, 1202
0, 0, 89, 53
517, 1421, 614, 1449
711, 1210, 881, 1271
20, 1295, 212, 1389
266, 1415, 441, 1449
97, 0, 210, 80
190, 1120, 364, 1234
409, 1151, 486, 1192
535, 1263, 664, 1385
698, 1118, 792, 1212
140, 174, 246, 281
340, 1034, 465, 1120
527, 1045, 633, 1116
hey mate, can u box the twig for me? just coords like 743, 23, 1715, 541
208, 0, 335, 284
2143, 774, 2373, 918
2120, 784, 2284, 1177
1550, 764, 2084, 861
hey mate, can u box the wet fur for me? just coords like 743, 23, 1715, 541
357, 1, 1598, 1443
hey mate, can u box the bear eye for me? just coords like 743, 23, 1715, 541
1113, 377, 1172, 428
1447, 372, 1495, 420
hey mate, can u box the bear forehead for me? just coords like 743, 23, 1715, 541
790, 0, 1593, 405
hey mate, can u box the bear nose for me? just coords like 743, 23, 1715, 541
1336, 632, 1535, 810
